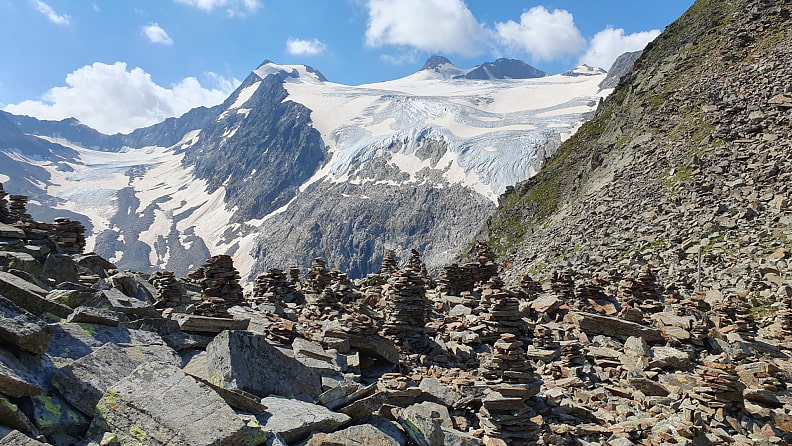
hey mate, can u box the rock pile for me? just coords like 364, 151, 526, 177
188, 254, 243, 317
0, 182, 9, 222
381, 268, 430, 352
251, 268, 299, 306
8, 194, 29, 221
149, 271, 187, 308
304, 257, 331, 294
379, 250, 399, 276
53, 217, 86, 254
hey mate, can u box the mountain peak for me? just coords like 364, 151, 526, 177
464, 58, 547, 80
561, 64, 607, 77
253, 61, 328, 83
421, 55, 455, 71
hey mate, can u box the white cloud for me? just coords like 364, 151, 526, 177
285, 38, 327, 56
174, 0, 261, 16
364, 0, 486, 57
495, 6, 585, 62
142, 23, 174, 46
4, 62, 240, 134
580, 27, 661, 70
31, 0, 71, 25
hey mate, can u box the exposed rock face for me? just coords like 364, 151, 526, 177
599, 50, 643, 89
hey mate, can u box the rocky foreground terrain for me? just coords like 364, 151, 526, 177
3, 0, 792, 445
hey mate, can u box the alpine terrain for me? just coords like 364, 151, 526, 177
1, 0, 791, 445
1, 57, 610, 280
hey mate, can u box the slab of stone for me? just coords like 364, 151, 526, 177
0, 347, 43, 398
442, 426, 482, 446
0, 430, 49, 446
0, 394, 40, 436
0, 252, 42, 278
99, 287, 158, 318
567, 312, 664, 342
182, 351, 268, 414
205, 330, 322, 401
65, 306, 124, 326
0, 295, 51, 355
648, 346, 692, 370
0, 223, 26, 239
52, 342, 179, 417
418, 377, 463, 406
305, 423, 403, 446
30, 392, 90, 443
397, 401, 448, 446
90, 362, 246, 446
318, 382, 376, 410
258, 396, 351, 443
339, 391, 387, 421
173, 314, 250, 333
323, 325, 400, 364
46, 323, 172, 366
42, 254, 79, 284
0, 271, 72, 319
46, 289, 101, 309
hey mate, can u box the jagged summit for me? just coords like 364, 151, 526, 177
420, 55, 455, 71
465, 58, 547, 80
253, 60, 328, 83
561, 64, 608, 77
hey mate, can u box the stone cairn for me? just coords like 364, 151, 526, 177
470, 241, 498, 286
149, 271, 187, 308
8, 194, 30, 221
251, 268, 298, 306
478, 332, 541, 444
519, 273, 543, 298
479, 277, 527, 343
546, 269, 576, 301
188, 255, 244, 318
381, 268, 430, 352
305, 258, 332, 294
379, 250, 399, 276
692, 362, 745, 413
618, 265, 663, 314
574, 276, 616, 313
0, 183, 10, 222
53, 217, 86, 254
437, 263, 469, 295
407, 248, 433, 288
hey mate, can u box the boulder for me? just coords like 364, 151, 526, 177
89, 362, 246, 446
0, 430, 49, 446
0, 271, 72, 319
0, 252, 42, 278
30, 392, 90, 444
205, 330, 322, 401
173, 314, 250, 333
258, 396, 351, 443
0, 394, 40, 436
0, 295, 51, 355
0, 347, 44, 397
648, 346, 692, 370
106, 271, 155, 302
74, 253, 116, 279
305, 423, 404, 446
0, 222, 26, 239
46, 323, 173, 366
418, 378, 463, 406
65, 306, 124, 326
397, 401, 451, 446
52, 343, 180, 416
567, 312, 664, 342
42, 254, 80, 284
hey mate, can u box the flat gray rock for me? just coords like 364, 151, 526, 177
0, 295, 51, 355
205, 330, 322, 401
30, 392, 90, 442
46, 323, 172, 367
0, 394, 40, 436
0, 271, 72, 319
0, 223, 26, 238
259, 396, 351, 443
568, 312, 664, 342
52, 343, 180, 416
0, 430, 49, 445
90, 362, 246, 446
0, 347, 43, 398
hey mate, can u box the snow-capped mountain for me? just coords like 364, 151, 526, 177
1, 57, 612, 280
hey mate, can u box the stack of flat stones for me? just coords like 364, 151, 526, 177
407, 248, 432, 287
379, 250, 399, 276
479, 277, 526, 343
149, 271, 187, 308
53, 217, 86, 254
560, 341, 586, 370
189, 254, 244, 318
0, 182, 9, 222
305, 257, 332, 294
693, 363, 746, 413
251, 268, 294, 306
437, 263, 469, 295
469, 241, 499, 285
381, 267, 429, 352
327, 269, 358, 303
478, 333, 541, 444
531, 324, 558, 350
9, 194, 30, 221
546, 270, 576, 300
519, 273, 543, 298
713, 301, 757, 340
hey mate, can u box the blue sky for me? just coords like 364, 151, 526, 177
0, 0, 694, 134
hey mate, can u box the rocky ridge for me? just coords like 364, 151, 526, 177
2, 179, 792, 445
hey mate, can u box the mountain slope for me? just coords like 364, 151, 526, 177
479, 0, 792, 297
1, 57, 609, 280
